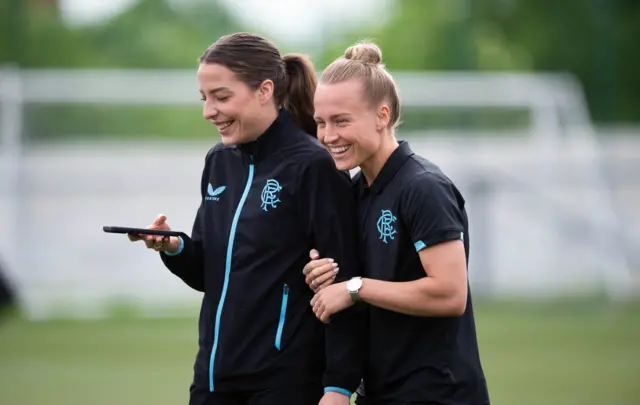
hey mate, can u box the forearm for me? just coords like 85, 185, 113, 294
359, 277, 467, 317
160, 234, 205, 292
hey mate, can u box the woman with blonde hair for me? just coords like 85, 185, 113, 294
305, 42, 490, 404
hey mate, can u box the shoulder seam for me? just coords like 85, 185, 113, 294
405, 157, 450, 186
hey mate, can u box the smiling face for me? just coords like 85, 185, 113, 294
197, 62, 274, 145
314, 78, 388, 171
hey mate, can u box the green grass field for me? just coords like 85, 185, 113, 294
1, 300, 639, 405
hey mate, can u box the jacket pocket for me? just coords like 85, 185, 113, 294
274, 283, 289, 350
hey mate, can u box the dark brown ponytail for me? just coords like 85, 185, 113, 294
200, 33, 318, 136
282, 54, 318, 137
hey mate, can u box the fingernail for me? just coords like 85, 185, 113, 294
332, 262, 338, 268
328, 258, 334, 263
334, 267, 339, 274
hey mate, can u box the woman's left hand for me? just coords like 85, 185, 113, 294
310, 281, 353, 323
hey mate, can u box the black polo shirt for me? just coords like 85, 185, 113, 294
355, 141, 490, 404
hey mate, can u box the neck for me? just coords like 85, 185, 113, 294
360, 133, 399, 186
247, 107, 279, 143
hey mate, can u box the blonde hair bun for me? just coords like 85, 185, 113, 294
344, 42, 382, 65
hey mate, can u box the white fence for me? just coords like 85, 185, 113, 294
1, 68, 638, 319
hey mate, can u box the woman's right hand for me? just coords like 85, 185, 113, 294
128, 214, 181, 253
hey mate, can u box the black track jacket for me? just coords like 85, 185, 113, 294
160, 109, 366, 397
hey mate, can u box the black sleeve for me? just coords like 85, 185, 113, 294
160, 213, 205, 292
401, 173, 466, 252
158, 154, 211, 292
297, 152, 367, 396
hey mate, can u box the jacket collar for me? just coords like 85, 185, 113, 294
236, 108, 296, 161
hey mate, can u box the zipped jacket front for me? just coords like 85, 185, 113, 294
161, 109, 365, 396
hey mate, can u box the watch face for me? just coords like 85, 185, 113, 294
348, 277, 363, 292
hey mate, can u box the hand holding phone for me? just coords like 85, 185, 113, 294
103, 226, 181, 237
104, 214, 182, 253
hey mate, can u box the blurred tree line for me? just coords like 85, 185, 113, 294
321, 0, 638, 125
1, 0, 637, 140
1, 0, 247, 140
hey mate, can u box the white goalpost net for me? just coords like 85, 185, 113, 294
0, 67, 633, 319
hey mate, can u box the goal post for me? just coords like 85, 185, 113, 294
0, 68, 632, 319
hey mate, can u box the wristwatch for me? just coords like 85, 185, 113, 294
346, 277, 363, 303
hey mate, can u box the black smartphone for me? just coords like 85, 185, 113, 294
103, 226, 182, 237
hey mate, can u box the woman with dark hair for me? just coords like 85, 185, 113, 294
129, 33, 365, 405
